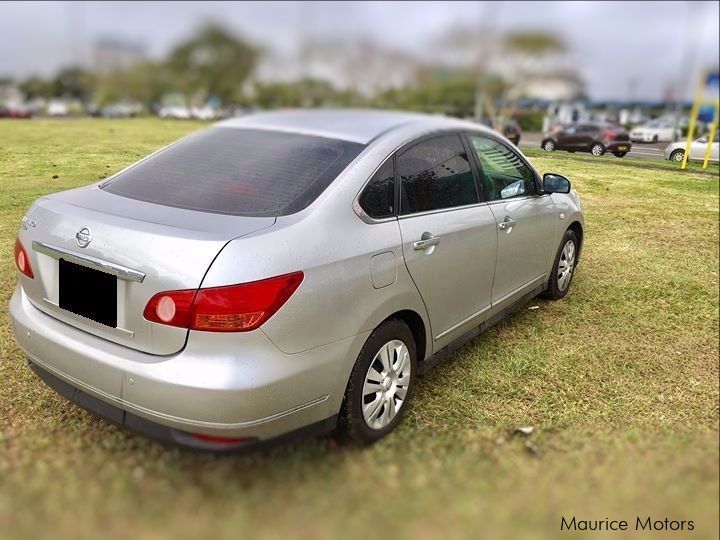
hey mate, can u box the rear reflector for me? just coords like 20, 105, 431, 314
190, 433, 252, 445
14, 238, 34, 279
143, 271, 304, 332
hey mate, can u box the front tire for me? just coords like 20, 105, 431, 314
339, 319, 417, 445
543, 140, 555, 151
541, 229, 578, 300
591, 143, 605, 156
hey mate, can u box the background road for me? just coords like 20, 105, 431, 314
520, 132, 668, 162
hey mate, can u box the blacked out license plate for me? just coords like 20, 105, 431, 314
59, 259, 117, 327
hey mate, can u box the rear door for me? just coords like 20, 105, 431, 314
397, 133, 498, 350
466, 133, 556, 314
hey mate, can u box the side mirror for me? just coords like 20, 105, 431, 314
500, 179, 526, 199
543, 173, 571, 194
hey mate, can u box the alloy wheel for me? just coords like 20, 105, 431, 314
557, 240, 576, 291
591, 144, 604, 156
362, 339, 411, 430
544, 141, 555, 151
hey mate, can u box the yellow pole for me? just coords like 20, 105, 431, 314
681, 102, 699, 169
702, 118, 717, 169
681, 72, 705, 170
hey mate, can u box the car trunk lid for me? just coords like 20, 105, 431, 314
18, 186, 275, 355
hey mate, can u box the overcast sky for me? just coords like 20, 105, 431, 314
1, 1, 718, 100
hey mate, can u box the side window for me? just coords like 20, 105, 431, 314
468, 134, 536, 201
398, 134, 479, 215
359, 159, 395, 219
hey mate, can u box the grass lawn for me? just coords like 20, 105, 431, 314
1, 119, 718, 540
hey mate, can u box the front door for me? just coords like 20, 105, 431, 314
397, 133, 498, 350
467, 133, 557, 313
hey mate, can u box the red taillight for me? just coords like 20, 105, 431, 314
14, 238, 34, 279
143, 271, 304, 332
603, 130, 617, 141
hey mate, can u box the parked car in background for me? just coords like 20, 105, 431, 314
99, 102, 142, 119
664, 132, 720, 163
0, 104, 33, 118
47, 100, 70, 117
11, 110, 584, 451
542, 123, 632, 157
158, 105, 192, 119
630, 121, 681, 143
503, 120, 522, 146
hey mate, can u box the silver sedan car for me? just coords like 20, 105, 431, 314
10, 110, 584, 450
664, 132, 719, 163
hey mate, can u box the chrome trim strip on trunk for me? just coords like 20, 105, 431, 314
32, 241, 146, 283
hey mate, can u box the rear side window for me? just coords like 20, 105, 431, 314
468, 134, 536, 201
398, 134, 479, 215
359, 160, 395, 219
102, 127, 365, 216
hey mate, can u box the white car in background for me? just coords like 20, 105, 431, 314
158, 106, 192, 120
664, 132, 720, 163
630, 121, 680, 143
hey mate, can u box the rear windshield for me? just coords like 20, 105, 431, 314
102, 127, 365, 216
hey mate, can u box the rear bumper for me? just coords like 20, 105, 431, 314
28, 360, 337, 451
605, 141, 632, 152
10, 285, 366, 446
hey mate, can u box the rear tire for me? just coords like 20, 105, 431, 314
670, 149, 684, 162
543, 140, 555, 151
591, 143, 605, 156
339, 319, 417, 445
613, 151, 627, 157
541, 229, 578, 301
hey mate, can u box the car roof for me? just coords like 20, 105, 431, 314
217, 109, 481, 144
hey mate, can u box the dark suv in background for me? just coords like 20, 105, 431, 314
541, 123, 631, 157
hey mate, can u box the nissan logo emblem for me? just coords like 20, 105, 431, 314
76, 227, 92, 248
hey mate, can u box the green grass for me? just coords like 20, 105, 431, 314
1, 119, 718, 540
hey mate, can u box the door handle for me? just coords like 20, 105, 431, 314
413, 233, 440, 251
498, 218, 516, 230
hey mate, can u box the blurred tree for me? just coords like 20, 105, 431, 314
51, 67, 96, 104
435, 25, 573, 128
377, 70, 476, 117
18, 77, 54, 100
253, 78, 359, 109
95, 61, 171, 111
165, 24, 259, 107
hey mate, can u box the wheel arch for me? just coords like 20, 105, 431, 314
384, 309, 428, 363
568, 220, 584, 264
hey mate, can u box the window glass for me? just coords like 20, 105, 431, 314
398, 135, 479, 214
102, 127, 365, 216
359, 159, 395, 219
469, 134, 536, 201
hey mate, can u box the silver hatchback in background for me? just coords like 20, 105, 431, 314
10, 110, 584, 450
